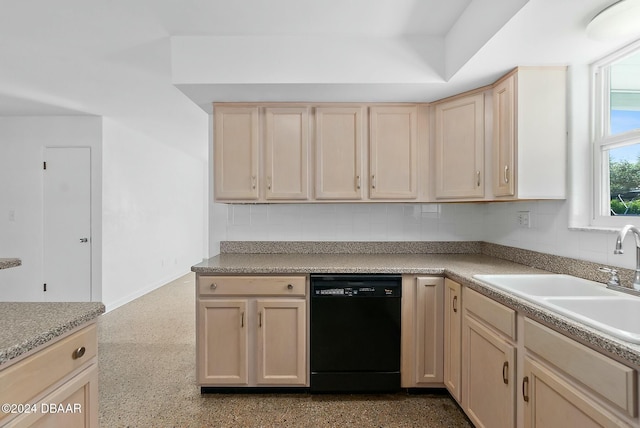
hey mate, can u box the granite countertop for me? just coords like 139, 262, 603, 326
193, 252, 640, 369
0, 302, 105, 366
0, 258, 21, 270
191, 253, 546, 275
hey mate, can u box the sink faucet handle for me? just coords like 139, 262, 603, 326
598, 267, 620, 287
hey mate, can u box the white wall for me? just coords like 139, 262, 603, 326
102, 119, 206, 310
483, 200, 634, 267
0, 116, 102, 301
217, 199, 634, 269
222, 203, 485, 243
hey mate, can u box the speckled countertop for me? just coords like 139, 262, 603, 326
192, 253, 543, 276
193, 250, 640, 369
0, 302, 105, 366
0, 258, 21, 270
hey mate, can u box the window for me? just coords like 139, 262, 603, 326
593, 40, 640, 224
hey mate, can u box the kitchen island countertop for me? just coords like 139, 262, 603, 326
0, 258, 21, 270
0, 302, 105, 366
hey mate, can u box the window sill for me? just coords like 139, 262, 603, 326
568, 226, 619, 233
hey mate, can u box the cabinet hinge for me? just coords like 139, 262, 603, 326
43, 283, 47, 292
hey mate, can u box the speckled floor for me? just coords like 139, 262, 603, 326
98, 273, 473, 427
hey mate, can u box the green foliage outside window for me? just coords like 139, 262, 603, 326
610, 158, 640, 215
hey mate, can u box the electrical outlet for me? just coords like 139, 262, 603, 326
517, 211, 531, 228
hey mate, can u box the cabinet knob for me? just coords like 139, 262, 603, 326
210, 283, 217, 290
371, 175, 376, 189
72, 346, 86, 360
504, 165, 509, 184
287, 284, 293, 290
452, 295, 458, 313
502, 361, 509, 384
476, 171, 481, 187
522, 376, 530, 402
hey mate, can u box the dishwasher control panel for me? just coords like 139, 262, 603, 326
311, 275, 402, 298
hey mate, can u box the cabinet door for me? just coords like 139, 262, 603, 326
369, 106, 418, 199
414, 277, 444, 385
493, 75, 516, 197
315, 106, 364, 199
462, 313, 515, 428
264, 107, 309, 200
198, 300, 248, 385
523, 357, 630, 428
214, 106, 259, 200
444, 278, 462, 403
8, 363, 98, 428
434, 93, 484, 198
256, 299, 307, 386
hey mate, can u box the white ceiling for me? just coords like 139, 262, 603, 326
0, 0, 638, 160
153, 0, 473, 37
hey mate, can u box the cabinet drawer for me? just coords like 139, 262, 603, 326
199, 276, 307, 297
0, 324, 97, 420
5, 363, 98, 428
525, 318, 636, 417
464, 288, 516, 340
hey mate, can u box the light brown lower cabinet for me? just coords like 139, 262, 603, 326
0, 324, 99, 428
443, 278, 462, 403
196, 275, 308, 388
255, 300, 306, 385
462, 313, 516, 428
401, 276, 444, 388
462, 287, 516, 428
5, 364, 98, 428
523, 318, 636, 427
523, 357, 630, 428
454, 286, 639, 428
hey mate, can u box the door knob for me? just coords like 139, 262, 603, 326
80, 238, 89, 243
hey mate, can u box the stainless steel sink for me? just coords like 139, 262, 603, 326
473, 274, 640, 344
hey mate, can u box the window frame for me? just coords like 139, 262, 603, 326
591, 39, 640, 227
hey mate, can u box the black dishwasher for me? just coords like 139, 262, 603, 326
310, 274, 402, 393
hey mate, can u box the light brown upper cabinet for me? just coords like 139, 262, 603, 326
264, 107, 310, 200
491, 67, 567, 199
214, 106, 260, 200
212, 71, 566, 204
433, 92, 485, 199
315, 106, 364, 200
493, 75, 515, 197
369, 106, 418, 199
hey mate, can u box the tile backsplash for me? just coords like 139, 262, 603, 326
225, 203, 486, 242
219, 200, 632, 269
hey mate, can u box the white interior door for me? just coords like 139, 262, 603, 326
43, 147, 91, 301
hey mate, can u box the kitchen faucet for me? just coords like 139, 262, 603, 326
614, 224, 640, 291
